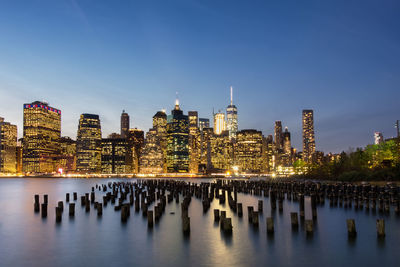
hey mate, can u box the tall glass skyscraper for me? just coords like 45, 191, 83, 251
213, 112, 226, 135
76, 114, 102, 173
23, 101, 61, 173
120, 110, 130, 138
302, 109, 315, 163
166, 99, 189, 173
0, 117, 17, 173
226, 86, 238, 140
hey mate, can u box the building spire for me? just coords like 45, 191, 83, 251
175, 92, 180, 110
230, 86, 233, 106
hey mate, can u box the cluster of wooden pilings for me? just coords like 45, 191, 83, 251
33, 179, 398, 238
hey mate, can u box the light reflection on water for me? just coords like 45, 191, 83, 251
0, 178, 399, 267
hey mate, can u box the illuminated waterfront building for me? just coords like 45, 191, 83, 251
16, 140, 23, 173
58, 136, 76, 173
76, 114, 102, 173
236, 129, 264, 173
101, 137, 130, 174
139, 128, 164, 174
188, 111, 200, 173
23, 101, 61, 173
200, 127, 213, 172
127, 128, 144, 173
0, 117, 17, 173
226, 86, 238, 140
302, 109, 316, 163
263, 135, 274, 173
209, 130, 233, 172
274, 121, 283, 150
374, 132, 384, 145
283, 127, 291, 155
120, 110, 130, 138
213, 111, 226, 135
153, 111, 167, 172
199, 118, 210, 132
166, 99, 189, 173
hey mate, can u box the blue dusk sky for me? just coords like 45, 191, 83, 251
0, 0, 399, 153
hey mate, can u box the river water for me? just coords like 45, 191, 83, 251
0, 178, 399, 267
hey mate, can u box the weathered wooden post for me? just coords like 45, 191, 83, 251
290, 212, 298, 228
81, 196, 86, 206
85, 199, 90, 212
222, 218, 233, 233
44, 194, 48, 204
311, 194, 317, 219
69, 203, 75, 217
148, 210, 154, 227
247, 206, 254, 223
305, 220, 313, 235
34, 195, 40, 212
73, 192, 77, 201
55, 207, 62, 222
214, 209, 220, 222
299, 194, 305, 220
376, 219, 385, 238
182, 216, 190, 235
258, 200, 263, 213
237, 203, 243, 217
346, 219, 356, 238
41, 203, 47, 218
90, 192, 95, 204
278, 199, 283, 212
252, 211, 259, 227
97, 203, 102, 216
266, 217, 274, 234
58, 201, 64, 212
121, 205, 128, 222
66, 193, 70, 202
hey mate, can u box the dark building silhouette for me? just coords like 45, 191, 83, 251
120, 110, 130, 138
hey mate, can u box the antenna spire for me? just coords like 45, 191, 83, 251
230, 86, 233, 105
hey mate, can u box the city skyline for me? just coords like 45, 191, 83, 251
1, 1, 400, 153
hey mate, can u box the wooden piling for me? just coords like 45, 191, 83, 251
237, 203, 243, 217
258, 200, 263, 213
214, 209, 220, 222
148, 210, 154, 227
69, 203, 75, 217
41, 203, 47, 218
376, 219, 385, 238
290, 212, 298, 228
305, 220, 313, 235
182, 216, 190, 235
266, 217, 274, 234
97, 203, 102, 216
346, 219, 356, 238
55, 207, 62, 222
66, 193, 70, 202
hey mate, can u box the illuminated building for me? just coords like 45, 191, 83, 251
209, 130, 233, 172
302, 109, 315, 163
166, 98, 189, 173
213, 111, 226, 135
236, 129, 264, 173
58, 137, 76, 173
188, 111, 200, 173
127, 128, 144, 173
283, 127, 291, 155
374, 132, 384, 145
153, 111, 167, 172
274, 121, 283, 150
226, 86, 238, 140
199, 118, 210, 132
263, 135, 274, 173
0, 117, 17, 173
16, 140, 23, 173
200, 127, 213, 172
76, 113, 102, 173
139, 128, 164, 174
23, 101, 61, 173
120, 110, 130, 138
101, 137, 130, 174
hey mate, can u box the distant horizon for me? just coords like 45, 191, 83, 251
1, 0, 399, 153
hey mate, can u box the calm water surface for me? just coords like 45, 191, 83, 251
0, 178, 399, 267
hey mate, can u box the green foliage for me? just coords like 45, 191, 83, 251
301, 138, 400, 181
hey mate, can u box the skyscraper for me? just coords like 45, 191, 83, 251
153, 111, 167, 172
76, 114, 102, 173
23, 101, 61, 173
374, 132, 384, 145
120, 110, 130, 138
302, 109, 315, 163
274, 121, 283, 150
166, 98, 189, 173
283, 127, 291, 155
236, 129, 264, 173
188, 111, 200, 173
139, 128, 164, 174
0, 117, 17, 173
127, 128, 144, 173
226, 86, 238, 140
198, 118, 210, 131
101, 137, 130, 174
213, 111, 226, 135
